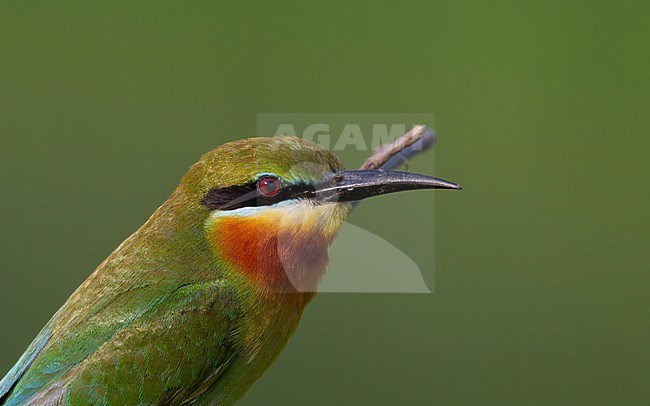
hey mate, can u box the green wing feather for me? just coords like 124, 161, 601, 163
1, 279, 241, 405
0, 326, 52, 402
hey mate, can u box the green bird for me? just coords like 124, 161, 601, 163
0, 136, 460, 405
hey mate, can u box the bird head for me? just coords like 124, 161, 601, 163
177, 136, 459, 294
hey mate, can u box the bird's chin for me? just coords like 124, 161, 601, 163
206, 201, 350, 293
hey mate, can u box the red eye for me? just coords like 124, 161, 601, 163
257, 176, 281, 197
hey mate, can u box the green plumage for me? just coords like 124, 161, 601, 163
1, 135, 458, 405
1, 136, 344, 405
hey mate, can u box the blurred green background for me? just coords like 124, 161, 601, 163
1, 1, 649, 405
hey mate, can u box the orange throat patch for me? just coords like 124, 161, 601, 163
206, 203, 348, 293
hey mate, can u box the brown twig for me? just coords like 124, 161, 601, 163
359, 125, 429, 170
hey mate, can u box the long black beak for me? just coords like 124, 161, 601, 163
317, 170, 461, 203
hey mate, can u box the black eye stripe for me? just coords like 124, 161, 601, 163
200, 181, 316, 211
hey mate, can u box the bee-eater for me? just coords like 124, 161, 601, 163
0, 135, 460, 405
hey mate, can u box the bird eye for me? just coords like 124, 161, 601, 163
257, 176, 281, 197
